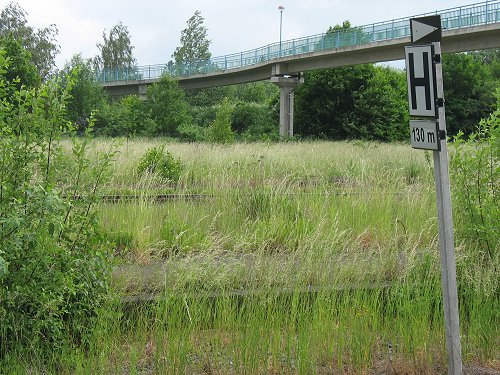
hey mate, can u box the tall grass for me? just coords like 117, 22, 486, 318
4, 139, 497, 374
99, 140, 436, 261
8, 255, 497, 373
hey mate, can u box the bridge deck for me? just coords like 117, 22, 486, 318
99, 0, 500, 90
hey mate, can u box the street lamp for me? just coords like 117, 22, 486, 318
278, 5, 284, 57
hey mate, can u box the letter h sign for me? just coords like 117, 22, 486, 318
405, 45, 437, 118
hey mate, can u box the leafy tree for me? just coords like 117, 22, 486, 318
190, 105, 217, 129
172, 10, 211, 66
232, 102, 279, 141
0, 34, 40, 89
352, 66, 408, 141
294, 20, 410, 142
471, 48, 500, 81
295, 64, 375, 139
146, 75, 192, 136
443, 52, 496, 136
295, 21, 394, 139
185, 86, 229, 107
120, 94, 152, 135
94, 22, 136, 70
319, 21, 370, 50
0, 2, 59, 80
181, 45, 229, 107
230, 81, 278, 104
294, 20, 411, 141
295, 64, 408, 141
93, 95, 153, 137
61, 54, 107, 130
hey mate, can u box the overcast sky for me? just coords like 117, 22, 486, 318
12, 0, 474, 69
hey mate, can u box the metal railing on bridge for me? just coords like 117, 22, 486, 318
96, 0, 500, 84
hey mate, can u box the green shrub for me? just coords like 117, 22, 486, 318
205, 97, 234, 143
233, 102, 279, 141
0, 51, 114, 356
190, 105, 217, 128
61, 54, 107, 132
93, 101, 129, 136
450, 90, 499, 259
93, 95, 152, 137
137, 146, 183, 183
177, 122, 206, 142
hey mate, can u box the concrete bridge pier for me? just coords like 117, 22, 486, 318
138, 84, 148, 100
271, 73, 302, 138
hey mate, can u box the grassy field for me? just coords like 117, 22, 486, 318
101, 140, 436, 262
6, 139, 498, 374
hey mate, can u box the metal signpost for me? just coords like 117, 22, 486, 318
405, 15, 463, 375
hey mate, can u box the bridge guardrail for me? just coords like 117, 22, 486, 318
96, 0, 500, 84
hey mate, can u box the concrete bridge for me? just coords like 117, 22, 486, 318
99, 1, 500, 137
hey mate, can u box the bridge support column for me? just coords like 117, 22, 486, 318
271, 75, 302, 138
138, 84, 148, 100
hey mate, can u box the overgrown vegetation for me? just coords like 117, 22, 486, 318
0, 50, 114, 357
0, 2, 498, 372
81, 51, 499, 142
443, 52, 498, 136
451, 89, 499, 259
136, 145, 183, 183
1, 3, 498, 144
295, 64, 408, 140
93, 22, 136, 71
2, 136, 498, 373
205, 97, 234, 143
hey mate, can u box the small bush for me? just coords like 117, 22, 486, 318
177, 122, 206, 142
206, 97, 234, 143
232, 102, 279, 141
137, 146, 183, 183
190, 105, 217, 128
93, 95, 151, 137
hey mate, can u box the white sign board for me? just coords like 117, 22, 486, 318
410, 16, 442, 43
409, 119, 440, 150
405, 45, 437, 118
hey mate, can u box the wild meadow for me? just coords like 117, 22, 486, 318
4, 139, 496, 374
1, 5, 498, 371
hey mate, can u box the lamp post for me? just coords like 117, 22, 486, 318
278, 5, 284, 57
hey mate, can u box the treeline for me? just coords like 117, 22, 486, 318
68, 53, 498, 143
90, 77, 281, 142
1, 2, 498, 142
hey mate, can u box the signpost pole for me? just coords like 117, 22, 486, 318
405, 15, 463, 374
432, 41, 462, 375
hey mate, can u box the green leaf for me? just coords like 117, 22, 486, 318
48, 222, 55, 236
0, 256, 8, 277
